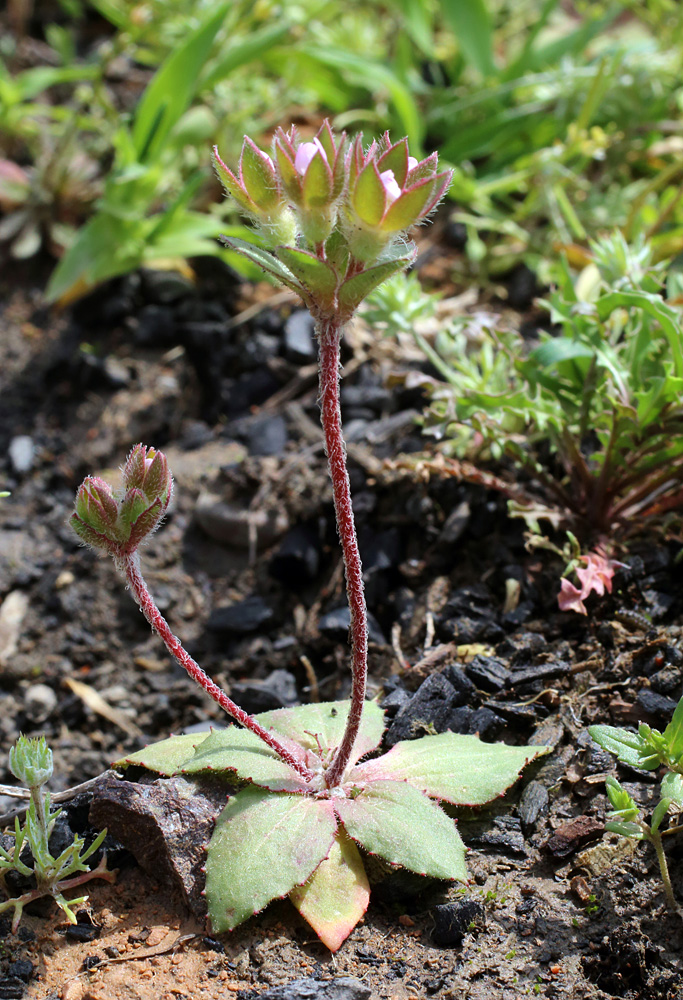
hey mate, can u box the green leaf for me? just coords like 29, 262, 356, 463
605, 775, 638, 818
200, 22, 290, 91
274, 248, 338, 305
180, 726, 310, 792
529, 339, 596, 367
661, 772, 683, 808
663, 695, 683, 762
596, 291, 683, 380
219, 237, 306, 296
605, 820, 645, 839
240, 138, 279, 211
338, 256, 414, 317
440, 0, 495, 77
352, 733, 551, 805
206, 786, 337, 932
255, 700, 386, 765
588, 725, 659, 770
132, 3, 229, 163
336, 779, 467, 880
114, 731, 211, 775
651, 797, 671, 835
289, 830, 369, 952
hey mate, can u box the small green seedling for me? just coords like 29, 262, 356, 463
589, 696, 683, 915
0, 736, 115, 931
71, 122, 550, 951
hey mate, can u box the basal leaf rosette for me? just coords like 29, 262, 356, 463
115, 701, 550, 951
70, 444, 172, 559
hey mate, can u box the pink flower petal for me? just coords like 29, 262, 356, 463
558, 578, 587, 614
379, 168, 402, 204
294, 137, 327, 175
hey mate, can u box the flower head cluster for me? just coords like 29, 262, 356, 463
70, 444, 172, 560
213, 120, 452, 319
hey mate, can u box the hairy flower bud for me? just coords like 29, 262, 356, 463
70, 445, 173, 558
212, 141, 296, 247
343, 134, 453, 262
9, 735, 53, 788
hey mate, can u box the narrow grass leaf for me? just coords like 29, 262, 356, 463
132, 3, 229, 163
439, 0, 495, 77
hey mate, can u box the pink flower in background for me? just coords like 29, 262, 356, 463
558, 578, 588, 615
558, 551, 627, 615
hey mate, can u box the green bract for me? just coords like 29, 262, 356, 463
116, 699, 550, 949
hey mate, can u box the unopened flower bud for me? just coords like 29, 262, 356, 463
9, 735, 53, 788
71, 445, 173, 558
343, 134, 453, 262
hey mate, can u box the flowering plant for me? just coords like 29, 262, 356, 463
70, 123, 549, 950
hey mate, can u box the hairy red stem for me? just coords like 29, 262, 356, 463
122, 553, 316, 782
316, 319, 368, 787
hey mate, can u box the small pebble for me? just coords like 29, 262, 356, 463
24, 683, 57, 721
8, 436, 35, 474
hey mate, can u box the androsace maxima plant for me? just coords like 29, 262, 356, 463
71, 122, 550, 950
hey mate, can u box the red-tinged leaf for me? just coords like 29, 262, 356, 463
180, 725, 310, 792
558, 577, 587, 614
69, 513, 116, 553
338, 255, 415, 317
380, 178, 435, 232
353, 162, 386, 226
422, 170, 454, 214
113, 731, 212, 774
240, 137, 278, 211
406, 151, 438, 184
302, 150, 333, 209
377, 138, 410, 187
87, 477, 118, 524
119, 488, 149, 528
256, 700, 386, 766
347, 135, 364, 191
206, 786, 337, 932
350, 734, 552, 806
219, 236, 308, 299
316, 120, 337, 163
127, 498, 163, 548
274, 247, 337, 305
211, 147, 255, 212
274, 138, 301, 201
335, 779, 467, 880
290, 830, 369, 951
